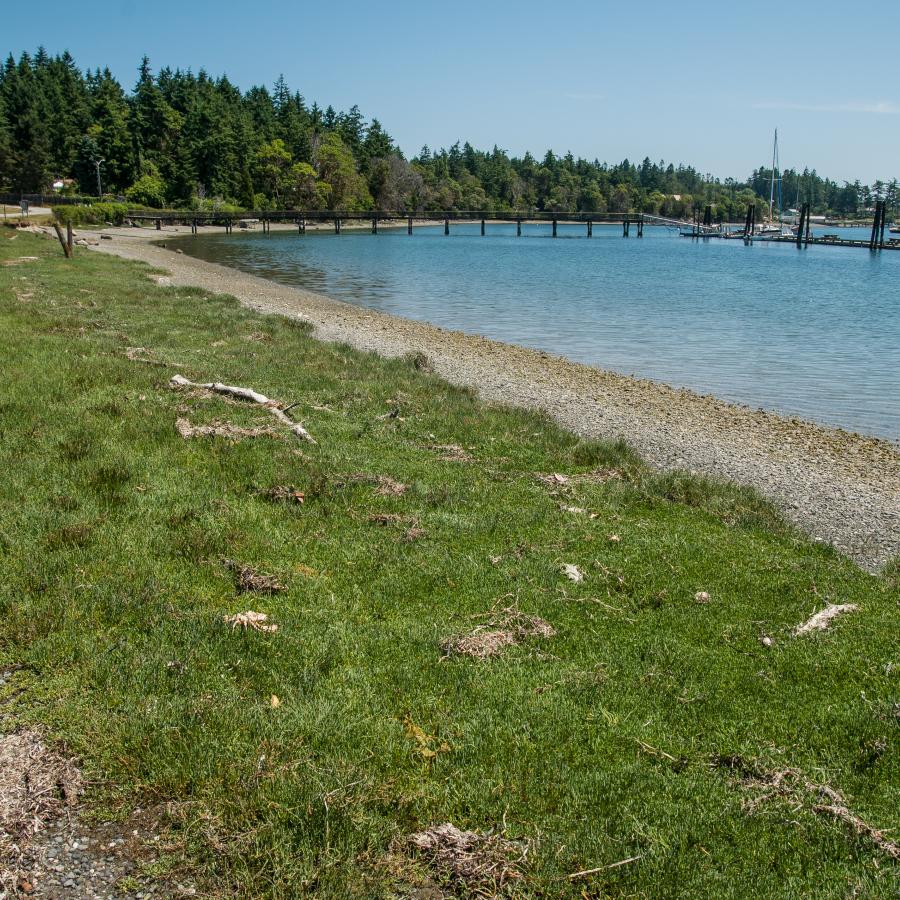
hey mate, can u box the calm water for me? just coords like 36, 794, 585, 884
175, 224, 900, 440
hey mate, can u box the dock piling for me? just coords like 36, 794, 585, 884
444, 217, 450, 236
517, 218, 522, 237
587, 220, 592, 238
372, 216, 378, 234
552, 218, 557, 238
481, 218, 485, 236
408, 216, 413, 235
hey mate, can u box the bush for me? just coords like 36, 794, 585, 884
53, 202, 132, 226
124, 174, 167, 208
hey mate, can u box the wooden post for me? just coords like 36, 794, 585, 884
879, 201, 887, 247
156, 218, 161, 231
638, 215, 644, 238
869, 201, 881, 250
372, 216, 377, 234
481, 218, 485, 236
444, 218, 449, 236
517, 218, 522, 237
52, 222, 72, 258
335, 218, 341, 234
587, 221, 592, 238
407, 216, 413, 235
552, 218, 557, 238
66, 221, 73, 255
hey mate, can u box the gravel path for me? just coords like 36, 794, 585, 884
85, 226, 899, 571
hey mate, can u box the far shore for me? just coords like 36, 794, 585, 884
34, 221, 900, 570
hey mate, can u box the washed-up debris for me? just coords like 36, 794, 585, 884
170, 375, 315, 443
793, 603, 858, 636
538, 473, 570, 487
562, 563, 585, 583
408, 822, 527, 894
374, 475, 407, 496
441, 606, 555, 659
369, 513, 404, 526
222, 559, 284, 594
426, 443, 473, 462
124, 346, 164, 366
713, 755, 899, 861
258, 485, 305, 505
222, 611, 278, 633
175, 417, 279, 440
559, 504, 599, 519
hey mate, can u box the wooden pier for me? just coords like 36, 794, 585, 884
124, 207, 898, 252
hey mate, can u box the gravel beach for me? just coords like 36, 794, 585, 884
84, 225, 899, 571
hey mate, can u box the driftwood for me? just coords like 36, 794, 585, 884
793, 603, 858, 636
170, 375, 315, 443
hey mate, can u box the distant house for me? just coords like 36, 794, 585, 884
51, 177, 76, 192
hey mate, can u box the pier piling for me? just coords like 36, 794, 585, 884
587, 220, 593, 238
552, 218, 557, 238
335, 218, 342, 235
481, 218, 485, 236
408, 216, 413, 235
517, 218, 522, 237
444, 218, 450, 236
372, 216, 378, 234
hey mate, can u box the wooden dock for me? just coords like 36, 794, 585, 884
122, 206, 899, 252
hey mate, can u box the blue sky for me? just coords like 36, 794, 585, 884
5, 0, 899, 183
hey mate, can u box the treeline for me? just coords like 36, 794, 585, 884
1, 48, 897, 218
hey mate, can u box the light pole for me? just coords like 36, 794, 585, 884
94, 158, 105, 199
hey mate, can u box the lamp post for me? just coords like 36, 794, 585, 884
94, 158, 105, 199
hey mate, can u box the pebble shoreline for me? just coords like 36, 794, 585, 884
86, 225, 899, 571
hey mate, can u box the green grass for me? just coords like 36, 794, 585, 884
1, 231, 897, 898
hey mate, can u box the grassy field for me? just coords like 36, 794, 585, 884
0, 230, 897, 898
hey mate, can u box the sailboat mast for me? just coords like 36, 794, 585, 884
769, 129, 777, 222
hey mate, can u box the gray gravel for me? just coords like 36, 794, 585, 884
89, 226, 899, 572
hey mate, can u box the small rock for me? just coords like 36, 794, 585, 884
694, 591, 711, 604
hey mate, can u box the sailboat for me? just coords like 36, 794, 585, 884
756, 130, 792, 238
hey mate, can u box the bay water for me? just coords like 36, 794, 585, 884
175, 223, 899, 441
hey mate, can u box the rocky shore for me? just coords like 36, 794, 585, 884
84, 225, 899, 571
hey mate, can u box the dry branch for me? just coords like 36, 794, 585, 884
170, 375, 315, 443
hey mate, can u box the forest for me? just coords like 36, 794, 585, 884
1, 48, 897, 218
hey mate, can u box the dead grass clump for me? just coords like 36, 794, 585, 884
222, 559, 285, 594
257, 485, 305, 505
441, 606, 555, 659
369, 513, 404, 526
175, 418, 280, 440
409, 822, 527, 894
427, 444, 473, 463
712, 755, 899, 861
222, 611, 278, 634
0, 731, 82, 885
374, 476, 408, 497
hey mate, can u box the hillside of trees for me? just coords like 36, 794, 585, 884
1, 49, 897, 218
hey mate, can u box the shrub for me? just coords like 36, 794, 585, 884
53, 202, 132, 226
124, 174, 167, 208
